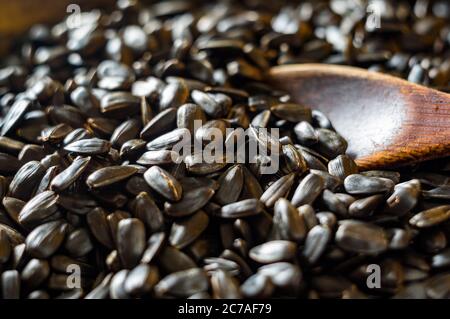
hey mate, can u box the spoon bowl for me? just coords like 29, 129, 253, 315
269, 64, 450, 169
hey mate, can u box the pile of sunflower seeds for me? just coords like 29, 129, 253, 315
1, 0, 450, 299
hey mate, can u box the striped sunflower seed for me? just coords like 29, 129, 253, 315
260, 173, 296, 207
50, 156, 91, 192
335, 220, 388, 254
218, 199, 264, 218
164, 186, 215, 217
86, 165, 138, 189
169, 210, 209, 249
25, 221, 68, 259
18, 190, 59, 227
344, 174, 395, 195
409, 205, 450, 228
249, 240, 297, 264
117, 218, 146, 269
64, 138, 111, 155
154, 268, 209, 298
291, 173, 325, 207
143, 166, 183, 201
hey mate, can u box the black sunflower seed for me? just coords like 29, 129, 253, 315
169, 210, 209, 249
86, 165, 138, 189
117, 218, 146, 269
164, 187, 215, 217
64, 138, 111, 155
25, 220, 68, 259
143, 166, 183, 201
18, 190, 59, 227
50, 156, 91, 192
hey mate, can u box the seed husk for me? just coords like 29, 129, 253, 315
86, 207, 114, 249
184, 153, 227, 175
154, 268, 209, 298
260, 173, 296, 207
270, 103, 312, 122
143, 166, 183, 201
303, 225, 331, 264
249, 240, 297, 264
35, 165, 60, 194
0, 223, 25, 246
321, 189, 348, 217
20, 259, 50, 289
137, 150, 180, 166
385, 179, 421, 215
131, 192, 164, 233
218, 199, 264, 218
169, 210, 209, 249
25, 221, 68, 259
294, 121, 318, 146
335, 220, 388, 254
328, 155, 358, 180
211, 269, 242, 299
109, 269, 130, 299
140, 232, 166, 264
1, 270, 20, 299
271, 198, 306, 242
146, 128, 190, 151
18, 190, 59, 227
257, 262, 302, 291
140, 107, 177, 140
159, 81, 189, 110
0, 229, 11, 264
117, 218, 146, 269
344, 174, 395, 195
164, 186, 215, 217
315, 128, 347, 159
177, 103, 206, 134
241, 273, 275, 299
348, 194, 383, 218
8, 160, 46, 201
291, 173, 325, 207
1, 99, 32, 136
50, 156, 91, 192
110, 118, 141, 148
64, 138, 111, 155
64, 228, 93, 257
86, 165, 138, 189
124, 264, 160, 296
214, 165, 244, 205
409, 205, 450, 228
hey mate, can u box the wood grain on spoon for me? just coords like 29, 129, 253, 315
269, 64, 450, 170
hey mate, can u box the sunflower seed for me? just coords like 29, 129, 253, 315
336, 220, 388, 254
124, 264, 160, 296
1, 270, 20, 299
117, 218, 146, 269
154, 268, 209, 298
25, 221, 68, 259
249, 240, 297, 263
164, 187, 214, 217
86, 165, 138, 189
260, 173, 296, 207
144, 166, 182, 201
64, 138, 111, 155
18, 190, 59, 227
169, 210, 209, 249
50, 156, 91, 192
409, 205, 450, 228
344, 174, 395, 195
218, 199, 264, 218
291, 173, 325, 207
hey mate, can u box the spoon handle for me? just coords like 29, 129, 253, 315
269, 64, 450, 169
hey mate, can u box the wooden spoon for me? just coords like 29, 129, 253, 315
269, 64, 450, 170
